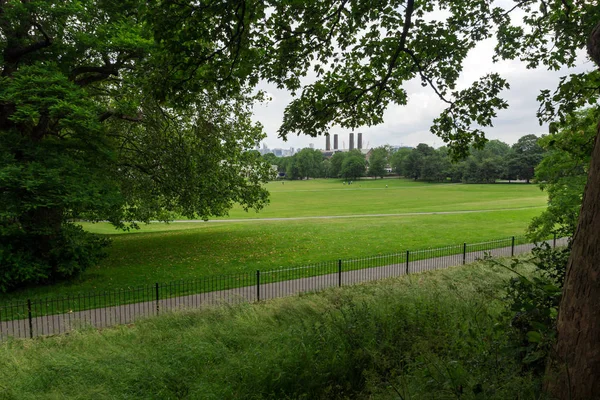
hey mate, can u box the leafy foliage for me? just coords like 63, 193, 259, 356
341, 154, 366, 180
496, 244, 570, 376
528, 108, 598, 240
366, 146, 389, 179
0, 1, 271, 290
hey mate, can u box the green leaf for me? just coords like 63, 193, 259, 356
527, 331, 542, 343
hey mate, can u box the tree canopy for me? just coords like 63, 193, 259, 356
0, 1, 273, 290
528, 107, 598, 240
367, 146, 389, 179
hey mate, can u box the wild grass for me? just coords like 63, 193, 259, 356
0, 260, 546, 399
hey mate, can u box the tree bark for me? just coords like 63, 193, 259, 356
547, 22, 600, 398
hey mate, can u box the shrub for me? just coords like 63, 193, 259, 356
499, 243, 570, 375
0, 223, 110, 292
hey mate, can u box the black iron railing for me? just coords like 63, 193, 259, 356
0, 234, 567, 340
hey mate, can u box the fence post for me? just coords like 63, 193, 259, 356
155, 283, 159, 315
338, 260, 342, 287
463, 243, 467, 265
553, 233, 557, 248
27, 299, 33, 339
406, 250, 410, 275
511, 236, 515, 257
256, 270, 260, 302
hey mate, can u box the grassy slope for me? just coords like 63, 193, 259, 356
1, 179, 546, 301
3, 209, 542, 301
0, 261, 543, 399
85, 179, 545, 230
0, 179, 545, 301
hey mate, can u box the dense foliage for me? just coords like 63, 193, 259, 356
528, 108, 598, 240
497, 244, 570, 377
0, 1, 272, 290
266, 134, 547, 183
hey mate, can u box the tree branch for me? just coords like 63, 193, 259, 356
99, 111, 143, 123
373, 0, 414, 103
4, 22, 52, 63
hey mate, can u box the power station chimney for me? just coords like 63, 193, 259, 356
349, 132, 354, 150
333, 134, 338, 150
325, 134, 331, 151
357, 133, 363, 150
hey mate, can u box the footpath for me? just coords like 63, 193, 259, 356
0, 239, 567, 340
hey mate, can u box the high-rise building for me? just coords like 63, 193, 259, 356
349, 133, 354, 150
325, 135, 331, 151
333, 134, 338, 150
357, 133, 363, 149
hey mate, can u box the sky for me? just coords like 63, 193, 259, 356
251, 11, 593, 151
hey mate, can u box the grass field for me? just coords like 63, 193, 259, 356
1, 179, 547, 301
0, 261, 543, 399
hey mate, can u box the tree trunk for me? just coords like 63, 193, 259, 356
546, 21, 600, 400
548, 120, 600, 400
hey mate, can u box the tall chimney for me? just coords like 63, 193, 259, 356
325, 134, 331, 151
357, 133, 363, 150
349, 133, 354, 150
334, 134, 338, 150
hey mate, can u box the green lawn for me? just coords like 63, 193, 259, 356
0, 179, 547, 302
89, 179, 545, 228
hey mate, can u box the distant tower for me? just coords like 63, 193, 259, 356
349, 132, 354, 150
325, 135, 331, 151
357, 133, 363, 150
309, 143, 314, 149
334, 134, 339, 150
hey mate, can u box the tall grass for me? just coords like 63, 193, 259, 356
0, 261, 545, 399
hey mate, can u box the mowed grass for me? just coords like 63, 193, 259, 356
0, 261, 544, 399
93, 179, 545, 227
225, 179, 545, 219
1, 179, 546, 301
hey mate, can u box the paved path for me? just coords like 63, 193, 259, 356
170, 206, 545, 223
0, 238, 567, 340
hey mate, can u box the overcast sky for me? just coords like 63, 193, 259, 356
251, 15, 593, 151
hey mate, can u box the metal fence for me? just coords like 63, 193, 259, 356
0, 234, 568, 340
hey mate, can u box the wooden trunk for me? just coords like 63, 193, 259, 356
548, 122, 600, 399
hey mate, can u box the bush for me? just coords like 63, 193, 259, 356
0, 223, 110, 292
499, 243, 570, 375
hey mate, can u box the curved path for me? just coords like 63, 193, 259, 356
0, 237, 567, 340
172, 206, 545, 223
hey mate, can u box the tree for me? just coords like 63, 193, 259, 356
403, 150, 424, 180
0, 1, 273, 290
420, 153, 448, 182
390, 147, 412, 176
528, 108, 598, 241
510, 134, 546, 183
295, 148, 323, 179
341, 155, 365, 180
285, 157, 300, 180
262, 152, 279, 166
367, 146, 388, 179
329, 151, 347, 178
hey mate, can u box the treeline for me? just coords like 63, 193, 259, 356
262, 148, 370, 180
262, 134, 546, 183
392, 134, 545, 183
